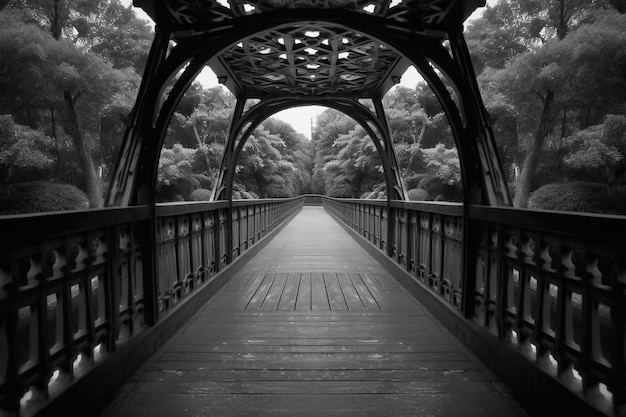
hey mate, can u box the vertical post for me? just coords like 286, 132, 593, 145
140, 212, 159, 326
214, 97, 246, 264
461, 204, 477, 319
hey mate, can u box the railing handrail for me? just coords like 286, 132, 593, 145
0, 205, 150, 244
471, 204, 626, 243
155, 196, 304, 216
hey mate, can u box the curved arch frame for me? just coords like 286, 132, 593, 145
211, 96, 407, 201
106, 9, 510, 208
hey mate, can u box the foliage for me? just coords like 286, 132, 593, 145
0, 115, 54, 194
562, 115, 626, 182
407, 188, 430, 201
237, 127, 296, 198
528, 182, 626, 215
474, 7, 626, 207
309, 85, 463, 201
156, 144, 202, 201
0, 2, 151, 211
0, 182, 88, 214
190, 188, 212, 201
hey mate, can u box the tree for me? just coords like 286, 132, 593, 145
0, 3, 151, 208
562, 115, 626, 185
237, 126, 296, 198
0, 115, 54, 195
156, 144, 202, 201
478, 10, 626, 206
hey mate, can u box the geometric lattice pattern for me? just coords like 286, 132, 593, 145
161, 0, 457, 26
218, 25, 401, 97
144, 0, 466, 97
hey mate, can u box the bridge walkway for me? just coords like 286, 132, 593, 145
101, 206, 528, 417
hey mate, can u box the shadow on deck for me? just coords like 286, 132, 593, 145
100, 207, 527, 417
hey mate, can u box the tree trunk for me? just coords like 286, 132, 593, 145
50, 106, 61, 178
556, 0, 568, 40
192, 123, 212, 175
513, 90, 554, 207
64, 91, 103, 208
49, 0, 64, 40
417, 124, 427, 148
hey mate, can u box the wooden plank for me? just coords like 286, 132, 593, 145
137, 368, 491, 383
310, 272, 329, 311
360, 272, 397, 310
131, 380, 496, 394
295, 273, 311, 311
245, 273, 276, 310
323, 273, 348, 311
231, 272, 266, 310
151, 358, 475, 371
103, 392, 529, 417
198, 310, 425, 319
224, 272, 254, 292
159, 351, 468, 363
371, 272, 402, 291
164, 343, 461, 354
349, 273, 380, 310
261, 273, 289, 311
277, 273, 300, 311
337, 273, 364, 311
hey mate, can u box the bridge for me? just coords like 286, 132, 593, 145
1, 1, 625, 417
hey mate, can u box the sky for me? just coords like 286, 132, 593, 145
121, 0, 493, 139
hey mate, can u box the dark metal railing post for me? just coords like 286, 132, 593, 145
386, 203, 395, 258
141, 211, 159, 326
461, 206, 477, 320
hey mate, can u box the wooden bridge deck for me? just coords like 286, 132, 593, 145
101, 207, 528, 417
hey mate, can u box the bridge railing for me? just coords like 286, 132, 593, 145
323, 197, 625, 416
0, 197, 303, 417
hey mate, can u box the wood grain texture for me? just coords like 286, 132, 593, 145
102, 207, 528, 417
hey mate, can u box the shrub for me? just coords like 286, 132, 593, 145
407, 188, 430, 201
156, 176, 200, 202
528, 182, 626, 215
0, 182, 89, 215
190, 188, 212, 201
191, 174, 213, 190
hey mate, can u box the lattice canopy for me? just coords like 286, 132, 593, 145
135, 0, 484, 98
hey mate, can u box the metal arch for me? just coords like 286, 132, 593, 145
105, 21, 257, 206
448, 29, 512, 206
210, 98, 247, 201
371, 29, 510, 205
211, 96, 408, 201
371, 95, 409, 200
106, 30, 170, 206
107, 7, 508, 208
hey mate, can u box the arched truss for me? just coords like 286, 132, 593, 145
211, 96, 408, 201
106, 3, 511, 207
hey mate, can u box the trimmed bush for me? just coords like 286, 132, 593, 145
190, 188, 212, 201
156, 176, 200, 202
407, 188, 430, 201
0, 182, 89, 215
528, 182, 626, 215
